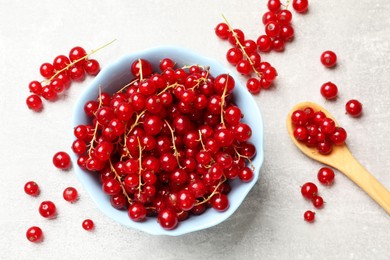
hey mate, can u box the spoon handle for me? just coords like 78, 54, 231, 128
336, 148, 390, 215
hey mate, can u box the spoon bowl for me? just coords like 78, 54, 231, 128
287, 101, 390, 214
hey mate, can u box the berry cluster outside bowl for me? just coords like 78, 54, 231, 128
71, 45, 264, 236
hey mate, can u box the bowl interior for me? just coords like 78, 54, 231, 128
71, 46, 264, 236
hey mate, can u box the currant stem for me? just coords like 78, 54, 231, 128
164, 119, 182, 168
220, 78, 229, 128
136, 137, 144, 192
194, 176, 227, 206
221, 14, 263, 79
109, 159, 132, 203
233, 146, 255, 171
43, 39, 117, 84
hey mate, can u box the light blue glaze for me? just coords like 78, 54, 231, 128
71, 46, 264, 236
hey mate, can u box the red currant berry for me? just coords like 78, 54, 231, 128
301, 182, 318, 199
84, 59, 100, 76
317, 140, 333, 155
293, 126, 308, 141
345, 99, 363, 117
236, 60, 252, 75
320, 117, 336, 134
291, 109, 308, 126
41, 85, 58, 101
24, 181, 40, 196
39, 201, 57, 218
262, 11, 277, 25
53, 151, 72, 170
214, 74, 235, 95
317, 167, 335, 185
239, 167, 254, 182
293, 0, 309, 13
263, 66, 277, 82
82, 219, 94, 231
277, 10, 293, 25
63, 187, 78, 202
267, 0, 281, 12
26, 226, 43, 243
128, 202, 147, 222
158, 208, 178, 230
68, 65, 86, 81
69, 46, 87, 64
40, 63, 55, 79
215, 23, 230, 39
28, 81, 43, 95
26, 94, 43, 111
280, 25, 295, 41
53, 55, 70, 70
265, 21, 281, 38
131, 59, 153, 78
320, 50, 337, 68
246, 78, 261, 94
271, 38, 285, 52
257, 35, 272, 52
330, 127, 347, 145
312, 195, 324, 208
304, 210, 315, 222
102, 179, 121, 196
320, 82, 338, 100
228, 29, 245, 46
226, 47, 243, 65
211, 193, 229, 212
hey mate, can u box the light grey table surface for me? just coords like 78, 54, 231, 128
1, 0, 389, 259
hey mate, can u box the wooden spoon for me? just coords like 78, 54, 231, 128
287, 101, 390, 214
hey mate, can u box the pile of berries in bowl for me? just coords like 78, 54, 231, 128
71, 46, 264, 236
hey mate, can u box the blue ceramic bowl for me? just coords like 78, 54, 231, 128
71, 46, 264, 236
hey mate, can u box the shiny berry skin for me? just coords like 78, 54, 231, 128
262, 11, 277, 25
317, 167, 335, 185
102, 179, 121, 195
317, 140, 333, 155
304, 210, 315, 222
320, 117, 336, 134
131, 59, 153, 78
265, 21, 281, 38
68, 65, 86, 81
40, 63, 55, 79
345, 99, 363, 117
29, 81, 43, 95
246, 78, 261, 94
277, 10, 293, 25
41, 85, 58, 101
226, 47, 243, 65
39, 201, 57, 218
159, 58, 176, 71
84, 59, 100, 76
177, 190, 196, 211
320, 82, 338, 100
53, 55, 70, 70
82, 219, 94, 231
26, 226, 43, 243
26, 94, 43, 111
211, 193, 229, 212
312, 195, 324, 208
263, 66, 277, 82
215, 23, 230, 39
228, 29, 245, 46
236, 60, 252, 75
321, 50, 337, 68
69, 46, 87, 64
257, 35, 272, 52
239, 167, 254, 182
24, 181, 40, 196
280, 25, 295, 41
267, 0, 281, 12
291, 109, 308, 126
301, 182, 318, 199
214, 74, 235, 94
330, 127, 347, 145
63, 187, 78, 202
293, 126, 308, 141
53, 151, 72, 170
128, 202, 147, 222
158, 208, 178, 230
293, 0, 309, 13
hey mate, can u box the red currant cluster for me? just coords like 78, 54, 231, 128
291, 106, 347, 155
301, 167, 335, 223
25, 44, 109, 112
24, 151, 94, 243
215, 21, 278, 94
319, 50, 363, 117
258, 0, 308, 53
72, 58, 256, 230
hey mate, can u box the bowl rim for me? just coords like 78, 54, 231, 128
71, 45, 264, 236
